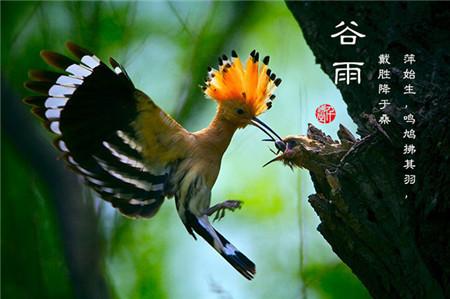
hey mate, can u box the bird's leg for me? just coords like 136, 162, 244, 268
206, 200, 243, 222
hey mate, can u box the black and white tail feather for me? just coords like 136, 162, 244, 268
186, 212, 256, 280
24, 41, 168, 218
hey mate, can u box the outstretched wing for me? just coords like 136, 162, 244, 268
24, 42, 191, 218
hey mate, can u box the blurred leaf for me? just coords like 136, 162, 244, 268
106, 215, 170, 299
1, 137, 74, 299
303, 262, 371, 299
227, 173, 285, 219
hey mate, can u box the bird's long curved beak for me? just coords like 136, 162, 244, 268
251, 117, 288, 167
251, 117, 283, 142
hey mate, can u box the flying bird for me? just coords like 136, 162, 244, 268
24, 42, 283, 280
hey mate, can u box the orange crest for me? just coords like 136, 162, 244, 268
202, 50, 281, 116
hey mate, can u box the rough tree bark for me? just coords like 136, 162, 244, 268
285, 2, 449, 298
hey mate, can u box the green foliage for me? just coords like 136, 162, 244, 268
225, 173, 285, 218
102, 203, 179, 299
1, 137, 74, 299
106, 217, 169, 299
303, 263, 371, 299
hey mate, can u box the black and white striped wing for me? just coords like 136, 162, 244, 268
24, 42, 169, 218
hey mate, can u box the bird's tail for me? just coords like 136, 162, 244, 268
188, 215, 255, 280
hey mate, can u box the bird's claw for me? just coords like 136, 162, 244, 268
208, 200, 243, 222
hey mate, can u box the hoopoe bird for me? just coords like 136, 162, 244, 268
24, 42, 283, 280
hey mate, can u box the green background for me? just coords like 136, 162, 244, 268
1, 1, 370, 299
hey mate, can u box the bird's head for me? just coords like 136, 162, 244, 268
262, 136, 305, 169
202, 50, 283, 141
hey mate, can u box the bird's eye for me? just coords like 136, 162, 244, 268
287, 140, 298, 149
236, 108, 244, 115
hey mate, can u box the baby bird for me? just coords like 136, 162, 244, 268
24, 42, 282, 280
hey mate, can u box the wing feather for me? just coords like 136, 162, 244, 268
24, 42, 190, 218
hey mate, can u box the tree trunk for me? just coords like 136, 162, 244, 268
285, 2, 449, 298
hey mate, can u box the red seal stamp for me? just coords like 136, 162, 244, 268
315, 104, 336, 124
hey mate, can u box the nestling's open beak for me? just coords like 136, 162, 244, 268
261, 137, 296, 168
274, 140, 286, 152
262, 154, 285, 167
262, 146, 297, 168
250, 117, 289, 167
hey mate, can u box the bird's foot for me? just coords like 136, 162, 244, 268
206, 200, 243, 222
